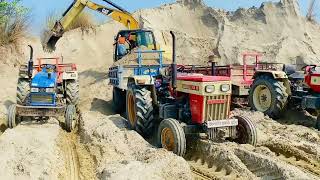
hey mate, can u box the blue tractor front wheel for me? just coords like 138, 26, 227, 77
7, 104, 21, 128
65, 105, 77, 132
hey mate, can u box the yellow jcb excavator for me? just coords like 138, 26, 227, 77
44, 0, 140, 51
44, 0, 172, 61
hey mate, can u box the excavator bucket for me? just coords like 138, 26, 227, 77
42, 31, 60, 51
42, 21, 64, 51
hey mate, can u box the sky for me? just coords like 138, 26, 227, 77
21, 0, 314, 35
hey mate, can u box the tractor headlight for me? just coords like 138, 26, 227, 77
205, 85, 215, 93
221, 84, 231, 92
46, 88, 55, 93
31, 88, 39, 92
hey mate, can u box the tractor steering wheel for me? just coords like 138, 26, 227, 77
41, 64, 56, 72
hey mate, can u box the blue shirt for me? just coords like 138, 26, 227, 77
118, 44, 127, 56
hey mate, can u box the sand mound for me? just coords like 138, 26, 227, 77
38, 0, 320, 67
138, 0, 320, 65
80, 112, 192, 179
0, 123, 64, 179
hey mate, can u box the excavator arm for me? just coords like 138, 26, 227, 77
43, 0, 139, 50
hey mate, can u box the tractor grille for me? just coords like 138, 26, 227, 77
30, 94, 54, 104
204, 95, 231, 121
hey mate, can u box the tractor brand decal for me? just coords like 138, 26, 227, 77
207, 99, 226, 104
182, 84, 199, 91
97, 8, 112, 15
142, 69, 157, 75
311, 76, 320, 85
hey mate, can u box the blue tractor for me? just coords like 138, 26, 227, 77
7, 45, 80, 132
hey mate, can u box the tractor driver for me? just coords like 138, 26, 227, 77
117, 35, 128, 59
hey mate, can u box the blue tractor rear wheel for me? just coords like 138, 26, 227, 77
17, 79, 30, 105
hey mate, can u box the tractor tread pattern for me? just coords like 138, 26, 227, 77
65, 105, 76, 132
249, 75, 288, 119
7, 104, 17, 128
135, 87, 154, 136
16, 78, 30, 105
66, 80, 80, 105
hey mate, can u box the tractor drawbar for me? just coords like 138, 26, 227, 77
170, 31, 177, 97
27, 45, 34, 80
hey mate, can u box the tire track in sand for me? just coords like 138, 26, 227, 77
263, 141, 320, 178
58, 132, 80, 180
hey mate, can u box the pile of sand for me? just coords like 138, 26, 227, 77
139, 0, 320, 65
38, 0, 320, 67
80, 112, 192, 179
0, 123, 65, 179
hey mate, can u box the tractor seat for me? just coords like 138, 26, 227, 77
283, 64, 297, 76
283, 64, 304, 80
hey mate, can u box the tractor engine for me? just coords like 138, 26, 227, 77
29, 65, 58, 106
158, 74, 237, 140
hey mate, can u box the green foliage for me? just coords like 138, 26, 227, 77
0, 0, 29, 46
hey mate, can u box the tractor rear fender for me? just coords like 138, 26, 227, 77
253, 71, 292, 96
130, 75, 155, 86
127, 76, 157, 106
62, 71, 78, 80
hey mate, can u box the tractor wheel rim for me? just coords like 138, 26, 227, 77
253, 85, 271, 112
161, 127, 175, 151
127, 93, 136, 127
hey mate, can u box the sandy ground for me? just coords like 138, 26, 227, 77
1, 0, 320, 179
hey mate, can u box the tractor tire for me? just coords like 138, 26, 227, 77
316, 115, 320, 130
17, 78, 30, 105
249, 75, 288, 119
126, 85, 154, 136
158, 119, 186, 156
7, 104, 21, 128
112, 87, 125, 114
66, 80, 80, 105
233, 115, 257, 146
65, 105, 77, 132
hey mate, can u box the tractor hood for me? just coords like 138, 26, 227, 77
31, 71, 57, 88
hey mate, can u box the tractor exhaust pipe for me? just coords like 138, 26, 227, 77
170, 31, 177, 97
27, 45, 34, 80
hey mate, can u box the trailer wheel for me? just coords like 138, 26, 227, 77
233, 115, 257, 146
158, 119, 186, 156
126, 86, 154, 136
112, 87, 125, 114
65, 105, 77, 132
17, 78, 30, 105
249, 75, 288, 119
66, 80, 80, 106
7, 104, 21, 128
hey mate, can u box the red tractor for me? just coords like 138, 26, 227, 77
249, 63, 320, 129
109, 32, 258, 156
177, 53, 261, 106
